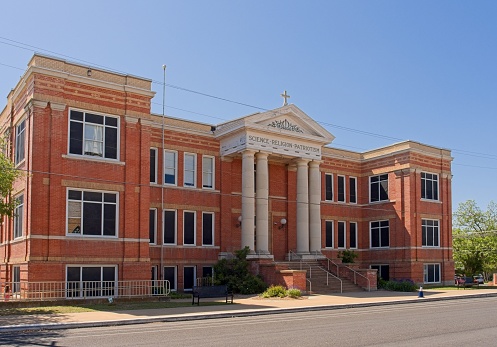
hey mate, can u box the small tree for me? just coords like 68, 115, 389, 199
213, 247, 268, 294
0, 139, 21, 220
337, 250, 358, 263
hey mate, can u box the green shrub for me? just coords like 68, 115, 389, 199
213, 247, 268, 294
378, 279, 416, 292
337, 250, 358, 263
286, 288, 302, 298
261, 285, 287, 298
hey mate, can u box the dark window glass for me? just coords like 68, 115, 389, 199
164, 210, 176, 244
202, 213, 213, 245
370, 174, 388, 202
105, 116, 118, 127
85, 113, 104, 124
371, 265, 390, 281
349, 177, 357, 203
104, 127, 118, 159
84, 191, 102, 202
83, 202, 102, 235
184, 267, 195, 291
68, 190, 82, 200
150, 149, 157, 183
184, 212, 195, 245
70, 110, 84, 121
149, 209, 156, 244
164, 267, 176, 290
371, 220, 389, 247
338, 221, 345, 248
69, 122, 83, 155
202, 266, 213, 278
325, 221, 333, 248
104, 193, 116, 203
350, 222, 357, 248
325, 174, 333, 201
103, 204, 116, 236
338, 176, 345, 202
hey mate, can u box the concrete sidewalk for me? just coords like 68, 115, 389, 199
1, 288, 497, 333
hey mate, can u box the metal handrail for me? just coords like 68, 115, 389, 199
288, 250, 342, 293
324, 256, 371, 292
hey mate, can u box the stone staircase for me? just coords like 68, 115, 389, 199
277, 260, 364, 294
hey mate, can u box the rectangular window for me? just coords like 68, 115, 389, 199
370, 174, 389, 203
69, 110, 119, 160
13, 194, 24, 239
164, 150, 177, 185
202, 156, 214, 189
67, 189, 118, 237
325, 174, 333, 201
184, 266, 196, 291
66, 265, 116, 298
151, 266, 158, 282
163, 210, 176, 244
349, 177, 357, 204
370, 220, 389, 248
15, 120, 26, 165
183, 211, 196, 245
421, 172, 439, 201
164, 266, 177, 291
184, 153, 196, 187
337, 176, 345, 203
325, 220, 334, 248
202, 212, 214, 246
422, 219, 440, 247
349, 222, 357, 249
13, 266, 21, 293
150, 148, 157, 184
424, 264, 441, 283
338, 221, 346, 248
149, 209, 157, 244
371, 264, 390, 281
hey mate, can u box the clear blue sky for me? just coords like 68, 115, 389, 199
1, 1, 496, 211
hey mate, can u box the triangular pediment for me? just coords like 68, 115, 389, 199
216, 104, 335, 144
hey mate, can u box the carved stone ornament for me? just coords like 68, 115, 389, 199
267, 119, 304, 133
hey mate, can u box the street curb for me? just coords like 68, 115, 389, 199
1, 292, 496, 334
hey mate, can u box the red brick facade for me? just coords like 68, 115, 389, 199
0, 55, 454, 293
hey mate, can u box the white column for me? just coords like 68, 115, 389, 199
255, 152, 269, 254
309, 160, 322, 253
241, 150, 255, 251
296, 159, 310, 254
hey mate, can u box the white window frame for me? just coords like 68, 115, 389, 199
349, 176, 357, 204
150, 147, 158, 184
424, 263, 441, 284
68, 109, 120, 160
66, 265, 117, 298
13, 194, 24, 239
325, 220, 334, 248
163, 266, 177, 292
421, 172, 439, 201
163, 209, 177, 245
337, 175, 346, 203
369, 174, 389, 203
149, 208, 157, 245
202, 212, 215, 246
183, 210, 196, 246
184, 153, 196, 187
164, 150, 178, 186
202, 156, 215, 189
338, 221, 346, 248
325, 173, 333, 201
12, 266, 21, 293
422, 219, 440, 248
66, 188, 119, 238
15, 119, 26, 165
370, 220, 390, 248
349, 221, 358, 249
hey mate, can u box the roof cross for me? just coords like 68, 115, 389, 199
281, 90, 291, 106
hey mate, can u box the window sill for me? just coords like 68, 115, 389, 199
368, 200, 395, 205
63, 154, 125, 166
420, 199, 441, 204
65, 234, 118, 239
422, 246, 441, 249
370, 247, 390, 249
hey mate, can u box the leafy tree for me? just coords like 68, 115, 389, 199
0, 140, 22, 220
213, 247, 268, 294
453, 200, 497, 279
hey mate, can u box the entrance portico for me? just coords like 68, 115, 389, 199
215, 104, 335, 258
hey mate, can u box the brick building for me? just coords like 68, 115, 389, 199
0, 54, 454, 294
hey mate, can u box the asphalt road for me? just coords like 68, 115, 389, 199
2, 297, 497, 346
